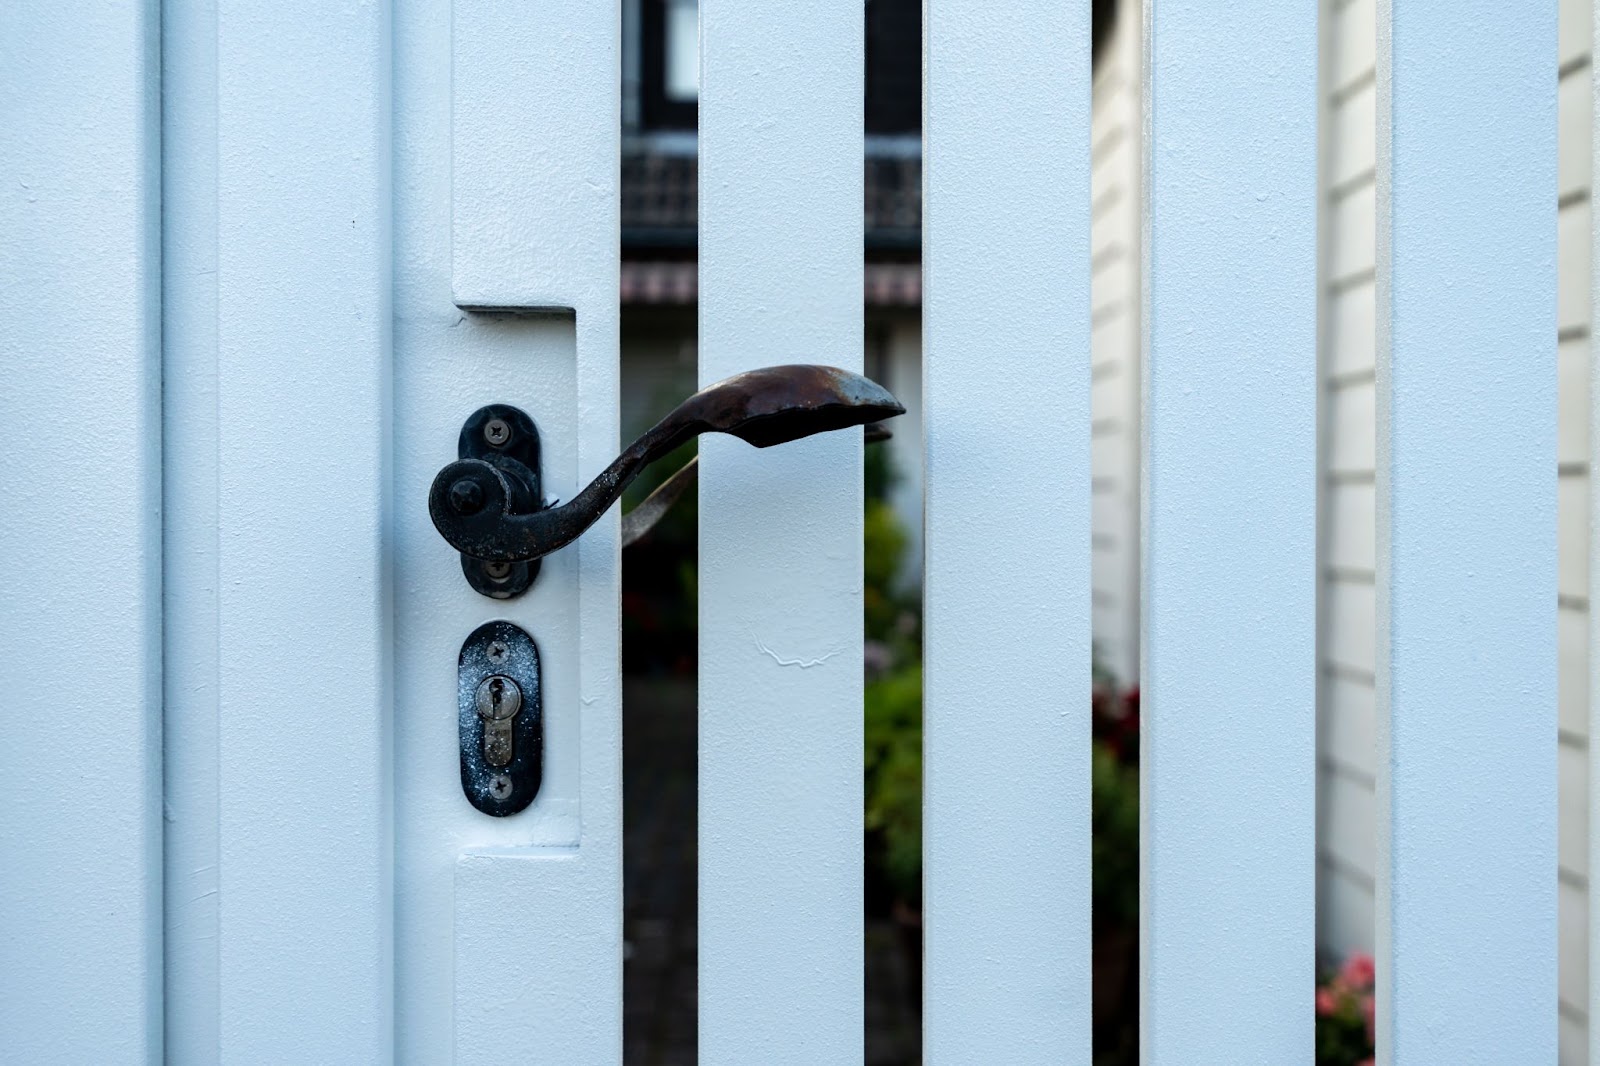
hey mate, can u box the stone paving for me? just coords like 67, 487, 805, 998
622, 678, 921, 1065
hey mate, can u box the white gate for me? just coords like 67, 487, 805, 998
0, 0, 1559, 1063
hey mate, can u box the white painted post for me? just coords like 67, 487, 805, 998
0, 3, 162, 1060
1376, 1, 1557, 1061
1143, 1, 1317, 1061
697, 1, 863, 1061
214, 2, 393, 1059
921, 1, 1092, 1062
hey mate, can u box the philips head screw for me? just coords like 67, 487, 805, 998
488, 774, 513, 800
483, 418, 512, 447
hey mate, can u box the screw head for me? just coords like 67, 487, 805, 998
488, 774, 513, 800
448, 477, 485, 516
483, 561, 512, 582
483, 418, 512, 447
486, 640, 509, 664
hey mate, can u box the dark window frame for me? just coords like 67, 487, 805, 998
640, 0, 697, 131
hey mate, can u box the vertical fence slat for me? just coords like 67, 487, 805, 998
0, 3, 162, 1059
216, 2, 393, 1059
922, 1, 1092, 1062
163, 0, 222, 1058
1143, 1, 1317, 1060
1376, 1, 1557, 1060
697, 2, 863, 1061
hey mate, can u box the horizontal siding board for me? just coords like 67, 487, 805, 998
1328, 79, 1376, 187
1559, 66, 1591, 199
1327, 380, 1377, 474
1562, 738, 1588, 879
1325, 579, 1377, 675
1560, 337, 1590, 466
1328, 180, 1377, 281
1325, 480, 1377, 572
1330, 0, 1376, 93
1564, 1010, 1586, 1066
1092, 314, 1135, 360
1319, 670, 1377, 776
1325, 282, 1377, 378
1562, 878, 1588, 1026
1316, 859, 1376, 955
1560, 202, 1590, 333
1560, 0, 1588, 67
1561, 474, 1589, 603
1319, 770, 1378, 880
1562, 605, 1587, 740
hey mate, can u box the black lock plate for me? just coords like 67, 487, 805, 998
455, 404, 541, 599
459, 620, 542, 816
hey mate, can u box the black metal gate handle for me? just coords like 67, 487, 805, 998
429, 364, 905, 565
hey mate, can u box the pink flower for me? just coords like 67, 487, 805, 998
1315, 988, 1338, 1016
1341, 952, 1376, 989
1357, 1060, 1374, 1066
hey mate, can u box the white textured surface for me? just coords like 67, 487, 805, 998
0, 3, 162, 1060
162, 0, 221, 1059
697, 2, 863, 1061
1143, 0, 1317, 1061
455, 849, 620, 1060
1376, 0, 1557, 1060
922, 1, 1092, 1062
452, 0, 616, 311
215, 1, 393, 1059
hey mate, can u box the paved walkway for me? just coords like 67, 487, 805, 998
622, 678, 921, 1065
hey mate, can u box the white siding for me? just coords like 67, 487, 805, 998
1317, 0, 1585, 1060
1090, 3, 1142, 686
1316, 0, 1379, 967
1566, 0, 1594, 1061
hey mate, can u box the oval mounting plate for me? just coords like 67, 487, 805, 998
459, 620, 542, 816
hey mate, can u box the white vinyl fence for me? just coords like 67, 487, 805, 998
0, 0, 1564, 1062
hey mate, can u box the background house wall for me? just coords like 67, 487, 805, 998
1090, 0, 1143, 687
1315, 0, 1591, 1060
1314, 0, 1379, 972
1558, 0, 1592, 1050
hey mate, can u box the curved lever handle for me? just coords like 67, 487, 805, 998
430, 364, 905, 565
619, 421, 894, 549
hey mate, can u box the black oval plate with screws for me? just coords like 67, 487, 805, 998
459, 620, 542, 816
454, 404, 541, 599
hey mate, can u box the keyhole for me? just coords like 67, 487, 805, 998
490, 677, 505, 711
